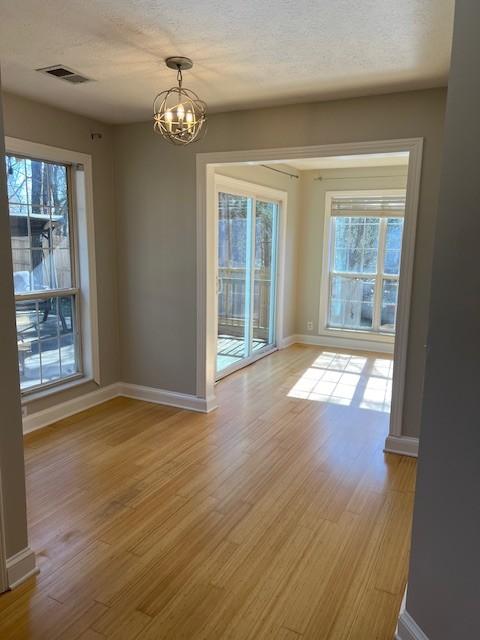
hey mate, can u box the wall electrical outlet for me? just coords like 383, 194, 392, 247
21, 405, 28, 418
307, 321, 313, 331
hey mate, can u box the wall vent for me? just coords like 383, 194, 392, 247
36, 65, 92, 84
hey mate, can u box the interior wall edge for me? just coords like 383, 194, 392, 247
384, 434, 419, 458
396, 610, 430, 640
5, 546, 38, 590
0, 72, 31, 561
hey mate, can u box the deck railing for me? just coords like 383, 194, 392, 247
218, 267, 271, 339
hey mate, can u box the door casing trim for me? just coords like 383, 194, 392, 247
196, 138, 423, 445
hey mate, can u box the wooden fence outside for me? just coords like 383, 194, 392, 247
218, 267, 272, 340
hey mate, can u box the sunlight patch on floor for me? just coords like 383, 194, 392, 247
287, 351, 393, 412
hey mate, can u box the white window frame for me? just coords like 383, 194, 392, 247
318, 188, 406, 348
5, 137, 99, 401
214, 174, 287, 380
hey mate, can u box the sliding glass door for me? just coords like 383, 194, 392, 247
216, 188, 279, 378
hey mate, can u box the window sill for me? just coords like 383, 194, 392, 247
313, 328, 395, 355
21, 376, 95, 405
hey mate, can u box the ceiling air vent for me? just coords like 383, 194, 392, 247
36, 65, 92, 84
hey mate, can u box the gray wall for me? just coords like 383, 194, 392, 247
215, 163, 301, 340
405, 2, 480, 637
0, 88, 446, 439
2, 92, 120, 414
114, 89, 446, 436
0, 75, 30, 559
296, 165, 408, 337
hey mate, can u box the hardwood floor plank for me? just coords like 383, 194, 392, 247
92, 607, 152, 639
0, 346, 416, 640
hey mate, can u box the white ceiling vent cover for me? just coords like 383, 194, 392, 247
36, 65, 92, 84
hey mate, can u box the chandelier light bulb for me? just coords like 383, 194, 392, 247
164, 109, 173, 132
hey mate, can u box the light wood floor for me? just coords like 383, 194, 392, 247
0, 345, 416, 639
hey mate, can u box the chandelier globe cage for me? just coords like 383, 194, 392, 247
153, 57, 207, 146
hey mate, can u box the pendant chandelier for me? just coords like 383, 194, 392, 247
153, 57, 207, 145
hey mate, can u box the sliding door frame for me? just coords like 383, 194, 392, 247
214, 175, 285, 380
196, 139, 423, 452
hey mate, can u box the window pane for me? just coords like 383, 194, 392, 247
380, 279, 399, 332
384, 217, 404, 275
328, 275, 375, 330
6, 156, 29, 205
16, 300, 41, 390
253, 200, 277, 351
9, 206, 29, 247
218, 192, 249, 269
16, 295, 78, 390
39, 335, 61, 383
5, 155, 68, 218
12, 248, 32, 293
334, 247, 348, 272
333, 216, 380, 274
52, 249, 72, 289
7, 155, 71, 293
217, 192, 250, 371
31, 248, 52, 290
14, 247, 73, 291
58, 296, 77, 377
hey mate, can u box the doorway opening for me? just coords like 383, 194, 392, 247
197, 140, 423, 453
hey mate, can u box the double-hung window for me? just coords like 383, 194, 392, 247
6, 152, 82, 393
322, 192, 405, 336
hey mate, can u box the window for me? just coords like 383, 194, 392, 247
322, 193, 405, 336
6, 153, 81, 393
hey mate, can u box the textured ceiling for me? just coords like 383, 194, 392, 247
0, 0, 454, 124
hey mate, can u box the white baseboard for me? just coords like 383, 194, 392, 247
119, 383, 214, 413
22, 381, 217, 436
396, 611, 429, 640
384, 434, 419, 458
281, 334, 394, 355
6, 547, 38, 589
278, 335, 297, 349
22, 383, 122, 434
203, 394, 219, 413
